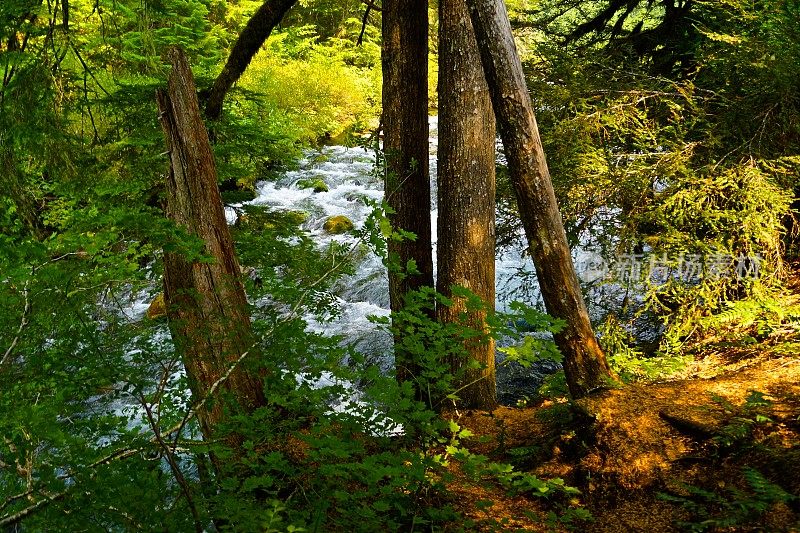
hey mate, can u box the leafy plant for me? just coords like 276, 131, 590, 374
709, 390, 775, 448
659, 468, 796, 532
599, 315, 689, 381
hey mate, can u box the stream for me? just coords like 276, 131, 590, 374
218, 116, 619, 404
116, 117, 623, 413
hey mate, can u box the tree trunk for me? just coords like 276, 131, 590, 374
436, 0, 497, 409
157, 47, 266, 442
465, 0, 617, 398
382, 0, 434, 385
205, 0, 297, 120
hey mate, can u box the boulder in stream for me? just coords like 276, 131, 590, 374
297, 177, 329, 193
146, 293, 166, 320
323, 215, 355, 234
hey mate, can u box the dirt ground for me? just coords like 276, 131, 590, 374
442, 347, 800, 532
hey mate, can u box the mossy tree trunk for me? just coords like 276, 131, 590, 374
157, 47, 266, 443
205, 0, 297, 120
465, 0, 617, 398
436, 0, 497, 409
382, 0, 435, 386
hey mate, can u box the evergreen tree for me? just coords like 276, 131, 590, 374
466, 0, 617, 397
436, 0, 498, 409
381, 0, 435, 389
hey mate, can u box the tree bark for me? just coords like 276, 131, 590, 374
465, 0, 617, 398
205, 0, 297, 120
157, 47, 266, 442
382, 0, 434, 385
436, 0, 497, 409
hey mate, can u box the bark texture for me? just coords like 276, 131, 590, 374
465, 0, 617, 398
205, 0, 296, 120
382, 0, 434, 384
436, 0, 497, 409
157, 47, 265, 440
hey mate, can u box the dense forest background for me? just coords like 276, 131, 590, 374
1, 0, 799, 530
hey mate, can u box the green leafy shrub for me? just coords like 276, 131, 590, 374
237, 30, 380, 145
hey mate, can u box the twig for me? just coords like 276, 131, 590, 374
1, 278, 31, 368
139, 393, 203, 533
0, 489, 34, 513
0, 443, 148, 527
357, 4, 373, 46
0, 492, 66, 528
359, 0, 381, 12
70, 42, 110, 96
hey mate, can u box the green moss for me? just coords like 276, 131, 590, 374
235, 206, 308, 232
221, 189, 258, 204
285, 210, 309, 226
296, 177, 329, 193
146, 293, 166, 320
323, 215, 354, 234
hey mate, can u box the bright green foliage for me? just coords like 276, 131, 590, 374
698, 290, 800, 344
499, 0, 800, 358
208, 14, 381, 188
0, 2, 218, 521
0, 169, 567, 531
496, 302, 565, 367
457, 448, 592, 530
371, 286, 483, 411
599, 316, 689, 381
659, 391, 797, 531
3, 0, 800, 528
708, 390, 776, 449
0, 0, 384, 529
236, 27, 380, 146
285, 0, 367, 41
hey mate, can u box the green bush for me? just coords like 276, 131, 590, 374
237, 30, 380, 145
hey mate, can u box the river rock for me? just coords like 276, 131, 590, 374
495, 355, 562, 406
323, 215, 354, 234
297, 177, 329, 193
236, 207, 308, 231
146, 293, 166, 320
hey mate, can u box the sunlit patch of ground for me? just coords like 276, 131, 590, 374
441, 350, 799, 531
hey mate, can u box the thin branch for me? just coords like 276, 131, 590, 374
70, 42, 110, 97
139, 393, 203, 533
82, 67, 100, 144
357, 0, 381, 47
0, 491, 66, 528
0, 489, 34, 513
1, 278, 31, 368
359, 0, 381, 11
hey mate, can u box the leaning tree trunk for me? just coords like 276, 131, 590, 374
205, 0, 297, 120
157, 47, 266, 442
436, 0, 497, 409
382, 0, 434, 385
465, 0, 617, 398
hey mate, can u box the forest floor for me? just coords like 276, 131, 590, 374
442, 286, 800, 531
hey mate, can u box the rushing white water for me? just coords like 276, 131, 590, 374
232, 118, 537, 306
115, 116, 625, 412
214, 116, 633, 403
